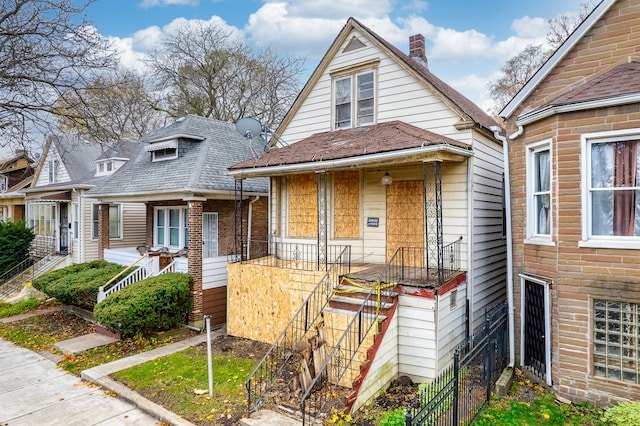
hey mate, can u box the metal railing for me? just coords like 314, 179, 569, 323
0, 237, 58, 298
245, 245, 351, 415
405, 301, 509, 425
299, 249, 401, 425
232, 239, 350, 272
383, 238, 462, 287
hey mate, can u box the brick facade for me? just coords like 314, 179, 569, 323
504, 0, 640, 406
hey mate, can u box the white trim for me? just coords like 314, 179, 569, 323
525, 139, 552, 241
516, 93, 640, 126
228, 144, 473, 178
153, 206, 189, 249
519, 274, 553, 386
524, 238, 556, 247
145, 133, 205, 144
500, 0, 616, 119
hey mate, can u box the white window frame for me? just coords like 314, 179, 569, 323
154, 207, 188, 249
72, 202, 79, 239
0, 175, 7, 192
333, 69, 376, 130
202, 212, 218, 258
27, 202, 56, 236
580, 128, 640, 249
525, 139, 553, 245
91, 203, 122, 240
48, 160, 59, 184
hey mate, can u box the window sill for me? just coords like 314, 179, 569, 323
524, 237, 555, 247
579, 239, 640, 250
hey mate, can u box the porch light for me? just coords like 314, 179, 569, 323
381, 172, 392, 189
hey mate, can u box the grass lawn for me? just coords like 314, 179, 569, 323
112, 344, 256, 426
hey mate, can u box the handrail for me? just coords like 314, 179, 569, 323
245, 245, 351, 414
299, 248, 400, 424
97, 256, 153, 303
101, 255, 149, 290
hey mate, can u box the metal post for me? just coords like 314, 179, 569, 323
205, 315, 213, 397
453, 349, 460, 425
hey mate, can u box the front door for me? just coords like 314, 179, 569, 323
59, 203, 69, 255
521, 277, 551, 385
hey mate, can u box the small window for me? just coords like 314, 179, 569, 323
526, 140, 551, 241
152, 148, 178, 162
0, 176, 7, 192
594, 300, 640, 383
333, 70, 375, 129
48, 160, 59, 184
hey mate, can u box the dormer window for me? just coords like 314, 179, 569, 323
145, 139, 179, 162
96, 160, 116, 176
333, 70, 375, 129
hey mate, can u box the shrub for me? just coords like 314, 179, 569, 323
602, 401, 640, 426
0, 220, 35, 276
93, 273, 191, 338
32, 260, 128, 310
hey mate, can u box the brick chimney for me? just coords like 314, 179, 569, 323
409, 34, 428, 68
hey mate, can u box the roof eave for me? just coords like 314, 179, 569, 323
229, 144, 472, 178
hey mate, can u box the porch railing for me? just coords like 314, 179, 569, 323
97, 256, 153, 303
245, 245, 351, 415
234, 239, 350, 272
383, 238, 462, 287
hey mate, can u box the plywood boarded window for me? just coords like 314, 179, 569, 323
386, 180, 424, 261
334, 171, 360, 238
288, 173, 317, 238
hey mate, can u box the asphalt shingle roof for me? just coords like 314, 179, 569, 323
87, 115, 268, 197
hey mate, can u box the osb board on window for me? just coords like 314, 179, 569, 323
334, 171, 360, 238
227, 262, 325, 344
386, 180, 424, 262
288, 173, 317, 238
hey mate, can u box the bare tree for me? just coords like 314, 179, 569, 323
489, 1, 596, 114
145, 21, 305, 127
55, 69, 168, 146
0, 0, 118, 152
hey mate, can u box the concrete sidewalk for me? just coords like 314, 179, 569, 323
0, 338, 161, 425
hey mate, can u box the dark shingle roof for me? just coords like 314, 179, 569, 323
231, 121, 469, 170
87, 115, 268, 197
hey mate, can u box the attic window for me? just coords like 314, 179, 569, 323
145, 139, 179, 162
96, 160, 115, 176
343, 36, 366, 53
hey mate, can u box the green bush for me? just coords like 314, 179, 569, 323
0, 220, 35, 276
602, 401, 640, 426
93, 273, 191, 338
32, 260, 128, 310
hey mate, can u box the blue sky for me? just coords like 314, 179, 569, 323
84, 0, 589, 111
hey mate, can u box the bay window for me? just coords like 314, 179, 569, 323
582, 130, 640, 247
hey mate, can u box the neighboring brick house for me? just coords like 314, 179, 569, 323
228, 18, 506, 414
86, 115, 269, 327
499, 0, 640, 406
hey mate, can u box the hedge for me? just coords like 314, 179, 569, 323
0, 220, 35, 277
93, 272, 191, 338
32, 260, 128, 310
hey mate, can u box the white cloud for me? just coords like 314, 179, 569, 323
511, 16, 547, 39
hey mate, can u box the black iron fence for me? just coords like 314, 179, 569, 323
405, 301, 509, 425
234, 239, 350, 272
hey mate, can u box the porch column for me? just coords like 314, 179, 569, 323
145, 203, 153, 248
187, 200, 203, 326
423, 161, 444, 283
316, 172, 328, 270
97, 203, 110, 260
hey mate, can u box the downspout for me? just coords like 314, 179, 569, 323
491, 125, 515, 368
247, 196, 260, 259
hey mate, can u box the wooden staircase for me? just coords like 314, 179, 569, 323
325, 277, 400, 410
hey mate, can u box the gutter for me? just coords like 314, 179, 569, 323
491, 126, 515, 368
228, 143, 473, 178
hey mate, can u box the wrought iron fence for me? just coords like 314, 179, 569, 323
234, 239, 350, 272
405, 301, 508, 425
382, 238, 462, 287
245, 245, 351, 414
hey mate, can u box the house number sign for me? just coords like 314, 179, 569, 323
367, 217, 379, 227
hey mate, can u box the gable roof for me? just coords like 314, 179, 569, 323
230, 121, 472, 177
277, 17, 497, 136
51, 135, 103, 183
500, 0, 617, 119
86, 115, 268, 199
517, 61, 640, 124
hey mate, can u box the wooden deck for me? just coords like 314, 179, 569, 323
344, 263, 463, 290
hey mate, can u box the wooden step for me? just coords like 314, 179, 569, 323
322, 306, 387, 322
330, 294, 395, 311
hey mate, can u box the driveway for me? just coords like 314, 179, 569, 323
0, 338, 162, 425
